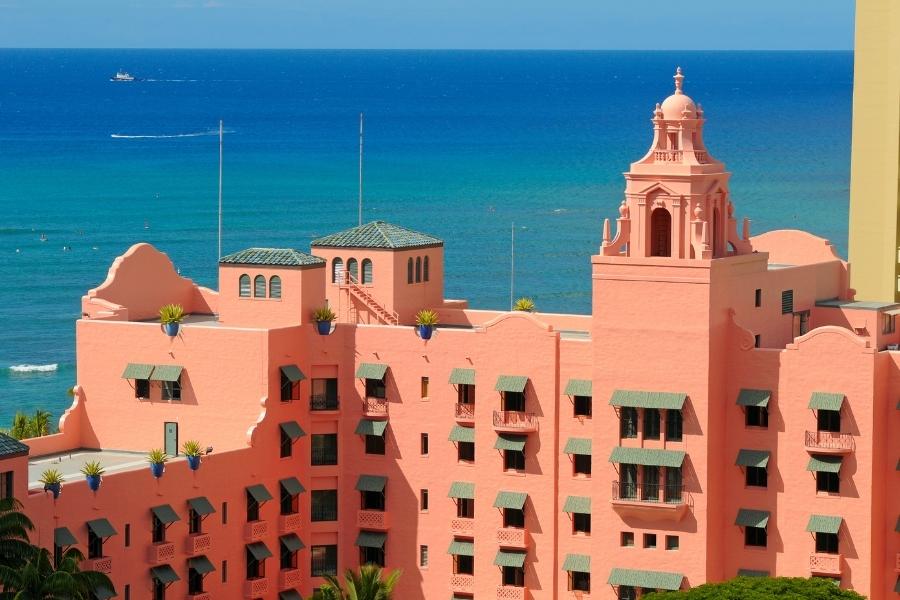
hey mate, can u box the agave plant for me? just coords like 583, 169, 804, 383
146, 449, 169, 464
80, 460, 104, 477
39, 469, 64, 486
181, 440, 203, 457
414, 309, 439, 326
513, 297, 536, 312
313, 306, 337, 322
158, 304, 185, 325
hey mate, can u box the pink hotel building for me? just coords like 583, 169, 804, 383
3, 70, 900, 600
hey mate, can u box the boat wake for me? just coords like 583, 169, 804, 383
111, 130, 223, 139
9, 364, 58, 373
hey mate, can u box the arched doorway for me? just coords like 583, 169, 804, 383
650, 208, 672, 257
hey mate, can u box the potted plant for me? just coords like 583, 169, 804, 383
182, 440, 203, 470
80, 460, 104, 491
147, 448, 169, 478
39, 469, 63, 499
415, 309, 439, 340
313, 306, 336, 335
513, 297, 536, 312
159, 304, 185, 337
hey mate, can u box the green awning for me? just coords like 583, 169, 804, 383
563, 495, 591, 514
806, 515, 842, 534
565, 379, 592, 397
149, 365, 183, 382
121, 363, 154, 380
54, 527, 77, 547
449, 368, 476, 385
280, 365, 306, 382
562, 553, 590, 573
150, 564, 180, 584
246, 541, 273, 560
355, 419, 388, 436
494, 434, 526, 451
807, 455, 843, 473
281, 533, 305, 552
188, 555, 216, 574
356, 475, 387, 492
356, 363, 388, 379
809, 392, 844, 411
494, 550, 526, 568
609, 446, 685, 468
280, 591, 303, 600
608, 568, 683, 591
736, 449, 770, 468
493, 491, 527, 510
355, 531, 387, 548
280, 421, 305, 440
448, 481, 475, 499
447, 540, 474, 556
735, 509, 770, 528
280, 477, 305, 496
736, 389, 771, 407
564, 437, 592, 455
93, 586, 115, 600
737, 569, 769, 577
610, 389, 686, 409
449, 425, 475, 443
187, 497, 216, 516
246, 484, 273, 503
86, 518, 117, 538
895, 516, 900, 533
896, 577, 900, 594
151, 504, 180, 525
495, 375, 528, 393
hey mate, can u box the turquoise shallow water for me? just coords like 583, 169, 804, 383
0, 50, 852, 425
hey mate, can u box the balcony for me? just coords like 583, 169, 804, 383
492, 410, 538, 433
450, 574, 474, 594
363, 397, 389, 418
497, 585, 526, 600
804, 430, 854, 454
186, 533, 211, 555
310, 394, 339, 411
244, 578, 268, 598
496, 527, 528, 549
570, 593, 591, 600
809, 553, 842, 576
280, 568, 302, 590
455, 403, 475, 424
186, 594, 211, 600
244, 520, 268, 542
148, 541, 176, 564
279, 513, 302, 533
610, 481, 692, 521
82, 557, 112, 573
357, 509, 389, 530
451, 517, 474, 536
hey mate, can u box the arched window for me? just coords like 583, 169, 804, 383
650, 208, 672, 257
347, 258, 359, 282
407, 258, 414, 284
415, 257, 422, 283
269, 276, 282, 299
254, 275, 266, 298
239, 274, 251, 297
332, 258, 344, 284
423, 256, 430, 282
362, 259, 373, 284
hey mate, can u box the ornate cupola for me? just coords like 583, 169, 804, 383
601, 68, 753, 260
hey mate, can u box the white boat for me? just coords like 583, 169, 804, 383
110, 70, 136, 82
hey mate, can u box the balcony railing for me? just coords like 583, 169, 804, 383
493, 410, 538, 432
310, 394, 340, 411
244, 578, 269, 598
357, 509, 389, 529
244, 520, 268, 542
497, 527, 528, 548
311, 447, 338, 465
455, 403, 475, 421
612, 481, 689, 504
363, 397, 389, 417
451, 517, 474, 535
148, 541, 176, 564
186, 533, 211, 555
497, 585, 526, 600
83, 557, 112, 573
895, 552, 900, 572
450, 574, 474, 593
311, 505, 338, 522
809, 553, 842, 576
187, 593, 211, 600
279, 513, 302, 533
805, 430, 854, 453
280, 568, 302, 590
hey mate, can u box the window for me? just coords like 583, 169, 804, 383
269, 276, 281, 299
816, 532, 839, 554
502, 565, 525, 587
311, 434, 338, 465
781, 289, 794, 314
254, 275, 266, 298
415, 257, 422, 282
239, 274, 250, 297
570, 570, 590, 592
620, 407, 638, 438
754, 334, 761, 348
153, 580, 165, 600
419, 545, 428, 567
454, 553, 474, 575
221, 502, 227, 525
365, 376, 386, 399
280, 371, 299, 402
457, 441, 475, 462
246, 490, 261, 522
573, 395, 592, 418
503, 507, 525, 528
280, 481, 299, 516
665, 409, 683, 441
161, 378, 181, 401
619, 464, 638, 499
502, 391, 525, 412
124, 585, 130, 600
221, 560, 227, 582
754, 289, 762, 307
280, 537, 299, 570
311, 378, 339, 410
362, 259, 373, 284
347, 258, 358, 282
643, 533, 657, 548
246, 545, 265, 579
407, 258, 414, 283
746, 466, 767, 488
361, 489, 385, 511
457, 498, 474, 519
420, 489, 428, 511
573, 512, 591, 535
644, 408, 661, 440
420, 433, 429, 456
817, 471, 840, 494
360, 545, 385, 567
311, 490, 338, 521
504, 449, 525, 471
573, 454, 591, 477
188, 565, 205, 595
458, 383, 475, 404
423, 256, 430, 281
817, 409, 841, 433
745, 526, 767, 547
642, 466, 660, 501
665, 467, 683, 503
365, 433, 386, 455
188, 507, 202, 534
53, 541, 63, 568
421, 376, 429, 398
885, 313, 896, 334
88, 529, 103, 559
0, 472, 11, 499
311, 545, 338, 577
280, 427, 293, 458
665, 535, 679, 550
332, 258, 344, 284
124, 523, 131, 546
621, 532, 634, 547
746, 405, 768, 428
135, 378, 150, 399
618, 586, 637, 600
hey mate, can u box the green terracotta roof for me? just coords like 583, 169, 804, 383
736, 389, 771, 407
149, 364, 183, 382
447, 540, 474, 556
493, 491, 527, 510
564, 437, 592, 455
806, 514, 842, 534
563, 495, 591, 514
494, 550, 526, 568
356, 363, 388, 380
807, 455, 843, 473
610, 390, 686, 409
449, 425, 475, 443
449, 368, 476, 386
809, 392, 844, 411
311, 221, 443, 250
737, 569, 769, 577
562, 553, 590, 573
0, 433, 29, 459
494, 434, 527, 451
355, 475, 387, 492
355, 419, 388, 436
736, 449, 770, 468
495, 375, 528, 393
448, 481, 475, 499
735, 509, 770, 528
355, 531, 387, 548
609, 446, 685, 468
564, 379, 592, 397
608, 568, 683, 590
219, 248, 325, 267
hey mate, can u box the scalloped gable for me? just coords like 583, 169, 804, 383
751, 230, 845, 266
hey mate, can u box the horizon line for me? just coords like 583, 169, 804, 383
0, 47, 854, 53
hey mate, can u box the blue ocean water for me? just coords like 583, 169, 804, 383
0, 50, 852, 426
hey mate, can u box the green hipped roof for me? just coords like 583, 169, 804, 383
280, 533, 305, 552
356, 363, 388, 380
187, 497, 216, 516
736, 449, 771, 468
737, 569, 770, 577
494, 434, 527, 451
280, 365, 306, 383
355, 531, 387, 548
449, 368, 476, 386
246, 484, 273, 503
610, 390, 686, 410
809, 392, 845, 411
280, 421, 305, 440
562, 553, 590, 573
280, 591, 303, 600
563, 495, 591, 514
86, 518, 117, 538
219, 248, 325, 267
494, 550, 526, 568
448, 481, 475, 499
735, 509, 770, 528
564, 437, 592, 455
447, 540, 474, 556
149, 365, 183, 382
737, 389, 771, 407
0, 434, 28, 459
150, 504, 180, 525
312, 221, 443, 250
493, 491, 527, 510
356, 475, 387, 492
564, 379, 592, 397
54, 527, 77, 547
449, 425, 475, 443
188, 555, 216, 574
495, 375, 528, 393
121, 363, 154, 380
355, 419, 388, 436
807, 455, 843, 473
280, 477, 305, 496
609, 446, 685, 468
608, 568, 684, 591
246, 541, 273, 560
150, 564, 180, 584
806, 515, 843, 534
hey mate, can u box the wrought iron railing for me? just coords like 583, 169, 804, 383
611, 481, 689, 505
310, 394, 339, 411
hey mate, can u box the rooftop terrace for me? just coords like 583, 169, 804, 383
27, 449, 187, 491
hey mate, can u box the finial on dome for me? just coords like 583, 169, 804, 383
674, 67, 684, 95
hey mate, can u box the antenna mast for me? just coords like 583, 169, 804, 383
217, 120, 223, 259
510, 222, 515, 310
358, 112, 364, 226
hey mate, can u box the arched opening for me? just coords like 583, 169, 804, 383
415, 257, 422, 283
423, 256, 430, 282
347, 258, 359, 282
254, 275, 266, 298
332, 258, 344, 284
713, 207, 721, 257
239, 274, 251, 297
269, 276, 282, 299
362, 259, 373, 284
407, 258, 414, 284
650, 208, 672, 257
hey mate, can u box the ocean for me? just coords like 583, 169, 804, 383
0, 49, 853, 426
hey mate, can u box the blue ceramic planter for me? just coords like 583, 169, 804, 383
316, 320, 332, 335
187, 455, 201, 470
44, 483, 61, 499
86, 475, 101, 491
163, 322, 179, 337
150, 463, 165, 478
418, 325, 434, 340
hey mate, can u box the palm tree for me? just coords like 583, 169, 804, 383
320, 564, 401, 600
0, 544, 115, 599
0, 497, 33, 569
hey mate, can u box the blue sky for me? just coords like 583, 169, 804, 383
0, 0, 854, 50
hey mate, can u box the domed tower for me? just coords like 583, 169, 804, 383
601, 68, 752, 260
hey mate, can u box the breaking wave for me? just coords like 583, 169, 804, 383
8, 364, 58, 373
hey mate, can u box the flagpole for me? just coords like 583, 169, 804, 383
510, 222, 515, 310
358, 112, 364, 226
217, 120, 223, 259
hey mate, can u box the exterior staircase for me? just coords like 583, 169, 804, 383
340, 274, 399, 326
